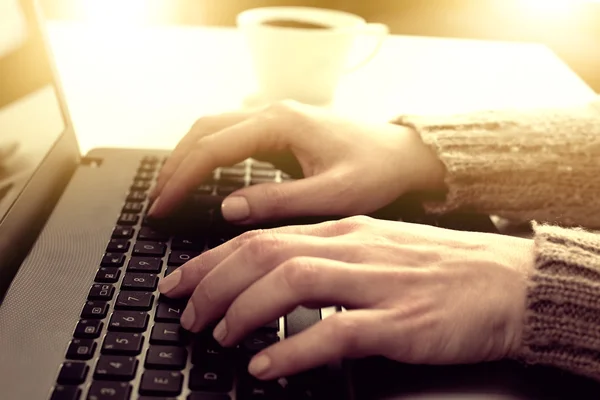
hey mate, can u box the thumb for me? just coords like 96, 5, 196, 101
221, 175, 343, 224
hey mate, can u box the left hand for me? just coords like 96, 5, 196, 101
158, 216, 534, 380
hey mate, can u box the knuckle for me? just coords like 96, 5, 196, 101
336, 215, 374, 234
243, 233, 285, 271
280, 257, 318, 294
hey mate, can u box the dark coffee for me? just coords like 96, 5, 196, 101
261, 19, 331, 30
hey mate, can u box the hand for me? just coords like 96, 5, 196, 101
149, 100, 445, 223
158, 216, 534, 380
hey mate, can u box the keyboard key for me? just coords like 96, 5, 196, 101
171, 236, 205, 251
115, 291, 154, 311
188, 394, 230, 400
220, 167, 246, 177
167, 251, 201, 266
51, 385, 81, 400
122, 202, 143, 213
136, 171, 154, 181
95, 268, 121, 283
139, 370, 183, 396
107, 239, 130, 253
118, 213, 139, 226
216, 185, 240, 196
87, 381, 131, 400
81, 301, 109, 319
101, 253, 125, 267
145, 346, 188, 370
138, 163, 156, 173
109, 311, 149, 332
139, 397, 179, 400
94, 355, 138, 381
151, 323, 185, 345
250, 169, 277, 179
191, 334, 229, 366
57, 361, 89, 384
112, 226, 134, 239
250, 177, 276, 186
131, 180, 151, 191
66, 338, 96, 360
74, 319, 104, 339
155, 302, 184, 322
138, 226, 170, 242
127, 191, 147, 202
88, 284, 115, 301
121, 272, 158, 291
128, 257, 162, 273
134, 241, 166, 257
241, 330, 279, 354
236, 375, 283, 399
164, 266, 179, 277
262, 319, 279, 331
195, 184, 214, 195
189, 365, 233, 393
102, 332, 144, 355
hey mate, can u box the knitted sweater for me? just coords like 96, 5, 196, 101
395, 97, 600, 380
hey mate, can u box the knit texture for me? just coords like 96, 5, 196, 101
393, 97, 600, 228
519, 223, 600, 380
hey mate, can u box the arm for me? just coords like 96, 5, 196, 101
518, 223, 600, 380
394, 97, 600, 228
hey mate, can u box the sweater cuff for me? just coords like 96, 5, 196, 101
392, 104, 600, 227
517, 223, 600, 380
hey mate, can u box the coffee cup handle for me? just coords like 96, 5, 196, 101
345, 23, 389, 73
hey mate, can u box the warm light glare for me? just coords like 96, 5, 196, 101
81, 0, 152, 25
522, 0, 599, 13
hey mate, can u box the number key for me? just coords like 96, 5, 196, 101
108, 311, 148, 332
87, 381, 131, 400
167, 251, 200, 266
94, 355, 138, 381
102, 332, 144, 355
128, 257, 161, 273
121, 272, 158, 291
115, 291, 154, 311
133, 241, 166, 257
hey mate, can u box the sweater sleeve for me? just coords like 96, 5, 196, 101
393, 97, 600, 228
518, 223, 600, 380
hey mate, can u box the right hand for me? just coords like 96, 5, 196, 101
150, 100, 445, 224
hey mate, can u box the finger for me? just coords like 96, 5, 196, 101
221, 173, 347, 224
158, 220, 355, 299
246, 310, 387, 380
179, 239, 370, 333
150, 114, 292, 217
213, 257, 385, 344
150, 111, 251, 200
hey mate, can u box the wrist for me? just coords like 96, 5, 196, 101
403, 126, 447, 193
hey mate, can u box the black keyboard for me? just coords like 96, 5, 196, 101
50, 156, 333, 400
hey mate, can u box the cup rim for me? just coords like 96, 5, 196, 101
236, 6, 366, 32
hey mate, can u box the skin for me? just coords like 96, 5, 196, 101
150, 100, 535, 380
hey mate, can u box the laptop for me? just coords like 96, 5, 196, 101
2, 1, 600, 399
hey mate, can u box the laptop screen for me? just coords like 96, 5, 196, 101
0, 0, 67, 222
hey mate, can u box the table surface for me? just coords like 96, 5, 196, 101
46, 21, 597, 155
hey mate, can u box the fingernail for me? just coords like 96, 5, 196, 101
221, 196, 250, 222
180, 302, 196, 331
248, 354, 271, 377
148, 196, 160, 216
158, 269, 181, 294
213, 319, 227, 343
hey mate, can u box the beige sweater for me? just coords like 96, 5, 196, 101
395, 97, 600, 380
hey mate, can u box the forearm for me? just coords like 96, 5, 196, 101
517, 223, 600, 381
393, 97, 600, 228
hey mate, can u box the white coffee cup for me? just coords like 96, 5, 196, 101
237, 7, 388, 105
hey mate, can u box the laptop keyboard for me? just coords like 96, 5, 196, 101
50, 156, 328, 400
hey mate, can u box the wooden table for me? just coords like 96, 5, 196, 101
45, 21, 596, 154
